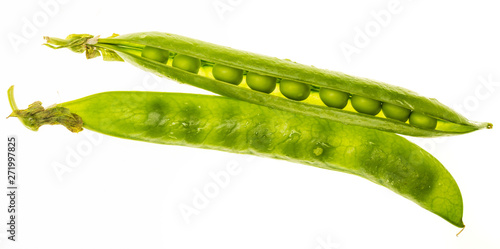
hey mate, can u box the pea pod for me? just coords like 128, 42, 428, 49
43, 32, 492, 137
7, 86, 464, 227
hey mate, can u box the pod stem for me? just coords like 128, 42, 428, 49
6, 86, 83, 133
43, 34, 95, 53
43, 34, 123, 61
456, 225, 466, 237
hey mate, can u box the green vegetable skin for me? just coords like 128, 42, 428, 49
8, 87, 464, 227
43, 32, 492, 137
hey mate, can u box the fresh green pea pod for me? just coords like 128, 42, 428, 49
8, 86, 465, 228
43, 32, 492, 137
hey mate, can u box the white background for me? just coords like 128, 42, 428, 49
1, 0, 499, 248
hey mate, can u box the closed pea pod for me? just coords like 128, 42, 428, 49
43, 33, 493, 137
7, 86, 464, 228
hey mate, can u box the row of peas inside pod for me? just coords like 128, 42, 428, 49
141, 45, 437, 130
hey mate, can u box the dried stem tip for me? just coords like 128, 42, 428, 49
7, 86, 83, 133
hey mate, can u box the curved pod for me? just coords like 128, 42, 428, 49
8, 87, 464, 227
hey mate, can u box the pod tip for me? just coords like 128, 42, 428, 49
456, 225, 466, 237
487, 123, 493, 129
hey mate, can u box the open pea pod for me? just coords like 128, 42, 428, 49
43, 32, 492, 137
7, 86, 465, 228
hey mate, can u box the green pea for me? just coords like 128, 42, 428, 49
319, 88, 349, 109
141, 46, 170, 64
172, 54, 201, 74
279, 79, 310, 101
212, 64, 243, 85
351, 95, 381, 115
382, 103, 411, 122
8, 88, 465, 228
245, 72, 277, 93
409, 112, 437, 130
